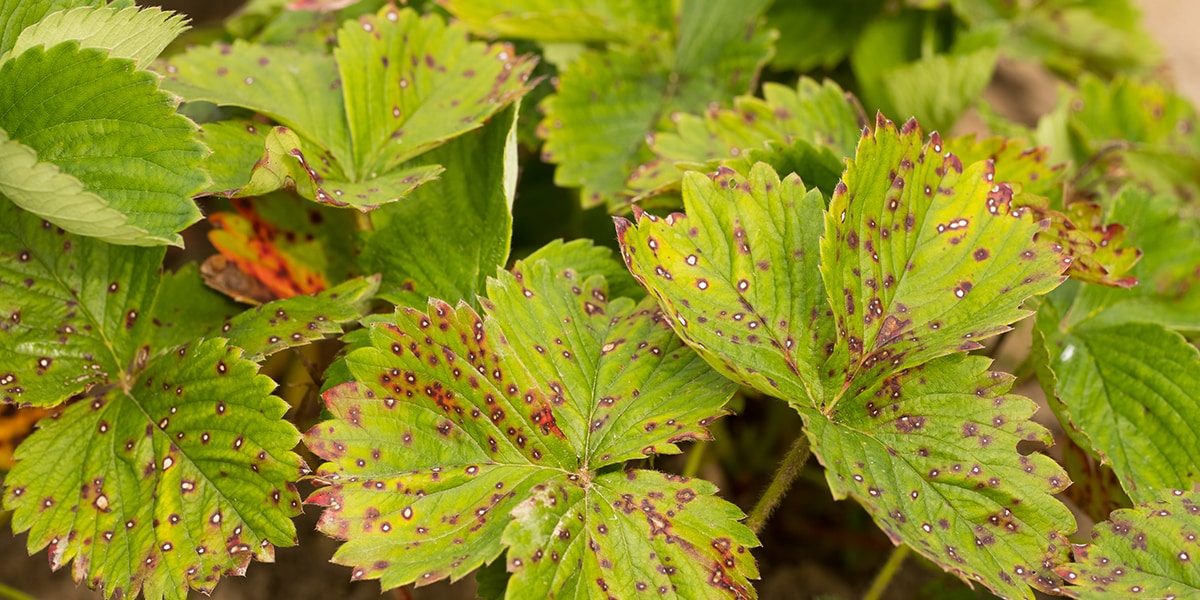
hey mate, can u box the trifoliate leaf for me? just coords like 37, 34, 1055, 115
1034, 315, 1200, 504
0, 200, 163, 407
361, 104, 517, 308
539, 9, 772, 210
1055, 490, 1200, 598
0, 202, 311, 597
3, 6, 187, 67
440, 0, 670, 45
618, 121, 1077, 598
305, 241, 755, 596
0, 43, 206, 246
160, 5, 536, 210
628, 78, 862, 201
3, 338, 304, 600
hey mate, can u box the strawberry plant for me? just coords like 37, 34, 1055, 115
1, 1, 1198, 599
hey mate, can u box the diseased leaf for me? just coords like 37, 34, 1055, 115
361, 104, 517, 308
628, 78, 862, 201
997, 0, 1159, 78
618, 120, 1076, 598
3, 338, 304, 600
820, 116, 1068, 397
440, 0, 670, 43
206, 194, 362, 302
0, 200, 163, 407
0, 43, 206, 246
3, 6, 187, 66
1055, 490, 1200, 598
160, 5, 536, 210
304, 241, 756, 596
220, 276, 378, 362
0, 202, 310, 597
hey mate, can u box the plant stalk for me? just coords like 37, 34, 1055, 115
0, 582, 36, 600
682, 442, 707, 478
745, 434, 811, 535
863, 543, 911, 600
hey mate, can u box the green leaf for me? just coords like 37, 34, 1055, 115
1055, 490, 1200, 598
160, 5, 536, 210
674, 0, 773, 75
1000, 0, 1159, 78
440, 0, 671, 45
628, 78, 862, 201
765, 0, 885, 71
146, 263, 241, 351
539, 9, 772, 210
1034, 315, 1200, 503
0, 43, 206, 246
0, 0, 104, 56
0, 200, 163, 407
361, 104, 517, 308
3, 6, 187, 67
304, 241, 755, 596
3, 338, 304, 600
618, 121, 1077, 597
220, 276, 378, 362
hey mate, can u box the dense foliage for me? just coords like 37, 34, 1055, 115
1, 0, 1197, 599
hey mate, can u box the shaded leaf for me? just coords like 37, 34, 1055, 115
161, 5, 536, 210
0, 43, 206, 245
539, 9, 772, 210
3, 338, 304, 600
3, 5, 187, 67
1055, 490, 1200, 598
765, 0, 885, 71
361, 104, 517, 308
304, 241, 755, 596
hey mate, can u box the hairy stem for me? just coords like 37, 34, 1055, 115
864, 544, 911, 600
745, 434, 811, 534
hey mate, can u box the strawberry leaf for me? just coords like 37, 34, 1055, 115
0, 42, 206, 246
1055, 490, 1200, 598
360, 104, 517, 308
2, 5, 187, 67
0, 0, 105, 56
160, 5, 536, 210
618, 119, 1077, 598
538, 6, 772, 210
3, 338, 304, 600
628, 78, 862, 201
440, 0, 671, 43
305, 241, 756, 596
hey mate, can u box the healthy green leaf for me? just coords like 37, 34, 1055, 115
3, 5, 187, 66
146, 263, 241, 352
3, 338, 305, 600
765, 0, 884, 71
1054, 490, 1200, 598
1034, 313, 1200, 503
618, 120, 1076, 598
0, 43, 207, 245
361, 104, 517, 308
305, 241, 756, 596
160, 5, 536, 210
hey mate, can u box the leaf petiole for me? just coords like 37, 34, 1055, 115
744, 433, 812, 534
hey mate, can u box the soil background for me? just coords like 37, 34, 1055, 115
2, 1, 1199, 599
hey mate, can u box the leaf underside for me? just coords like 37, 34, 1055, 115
305, 241, 758, 598
617, 117, 1077, 598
